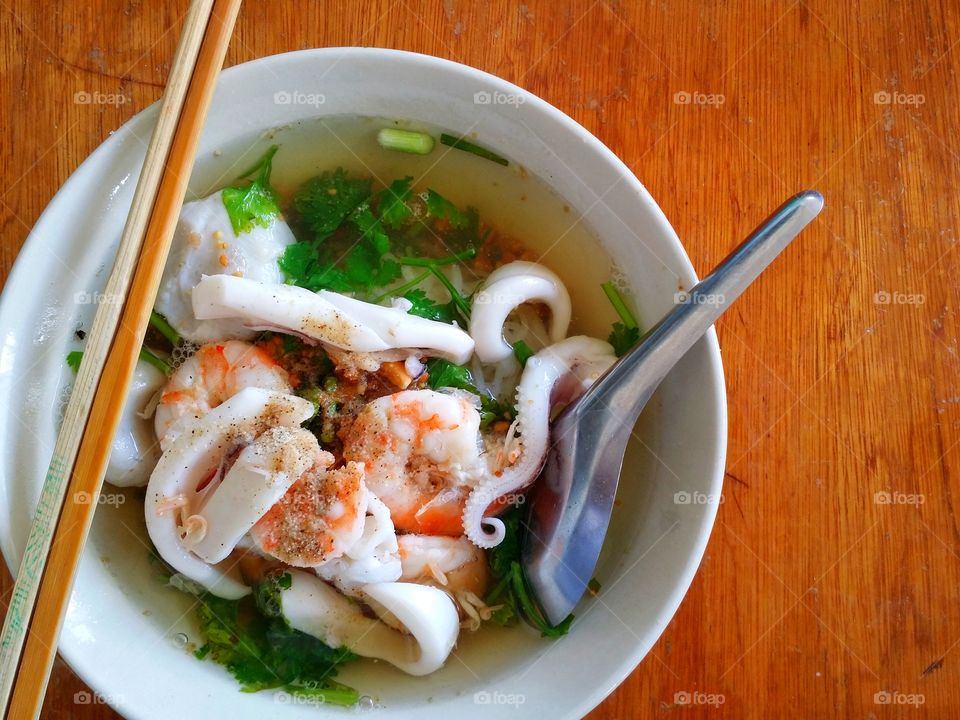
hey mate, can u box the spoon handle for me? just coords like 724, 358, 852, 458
581, 190, 824, 416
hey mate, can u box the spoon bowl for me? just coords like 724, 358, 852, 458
525, 191, 825, 624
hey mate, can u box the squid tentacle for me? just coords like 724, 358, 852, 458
462, 336, 617, 548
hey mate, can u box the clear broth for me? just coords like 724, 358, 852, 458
186, 115, 618, 339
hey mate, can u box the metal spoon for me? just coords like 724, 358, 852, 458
523, 190, 824, 625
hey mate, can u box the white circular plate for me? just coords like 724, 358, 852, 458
0, 49, 725, 719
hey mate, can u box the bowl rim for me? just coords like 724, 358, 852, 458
0, 46, 727, 719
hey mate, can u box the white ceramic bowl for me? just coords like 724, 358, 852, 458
0, 49, 725, 719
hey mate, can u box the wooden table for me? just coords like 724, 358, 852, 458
1, 1, 957, 717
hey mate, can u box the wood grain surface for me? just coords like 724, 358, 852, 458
1, 1, 957, 718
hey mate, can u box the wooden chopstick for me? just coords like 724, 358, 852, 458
0, 0, 242, 716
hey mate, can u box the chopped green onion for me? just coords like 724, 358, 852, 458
439, 133, 509, 166
377, 128, 435, 155
601, 282, 637, 329
150, 310, 182, 347
139, 346, 172, 375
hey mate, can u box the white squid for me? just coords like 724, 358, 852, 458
105, 359, 166, 488
188, 426, 321, 564
144, 387, 315, 599
191, 274, 475, 364
155, 193, 296, 343
282, 570, 460, 676
462, 335, 618, 548
469, 261, 572, 363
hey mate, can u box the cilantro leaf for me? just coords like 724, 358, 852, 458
425, 189, 468, 229
424, 357, 475, 391
342, 241, 401, 289
282, 170, 417, 295
221, 145, 281, 235
278, 242, 352, 292
350, 201, 390, 255
66, 351, 83, 372
192, 576, 358, 704
377, 177, 413, 229
253, 570, 292, 621
608, 322, 640, 357
424, 358, 513, 427
403, 289, 459, 324
293, 169, 372, 241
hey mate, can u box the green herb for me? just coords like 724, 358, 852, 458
602, 281, 640, 357
253, 570, 293, 620
377, 177, 414, 229
444, 206, 486, 252
440, 133, 509, 166
67, 347, 171, 375
425, 189, 469, 229
150, 310, 182, 347
484, 505, 574, 637
478, 396, 515, 428
397, 247, 477, 268
293, 168, 372, 241
279, 237, 401, 295
66, 350, 83, 372
587, 577, 602, 595
370, 271, 431, 305
278, 242, 349, 293
221, 145, 282, 235
403, 289, 459, 324
608, 323, 639, 357
193, 576, 358, 703
377, 128, 435, 155
342, 241, 401, 290
281, 170, 417, 295
424, 357, 475, 391
139, 347, 172, 375
398, 249, 477, 324
350, 202, 391, 255
512, 340, 534, 367
424, 358, 513, 427
281, 334, 301, 355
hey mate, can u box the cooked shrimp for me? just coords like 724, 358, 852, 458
315, 491, 403, 593
342, 389, 484, 535
154, 340, 291, 447
249, 459, 368, 567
